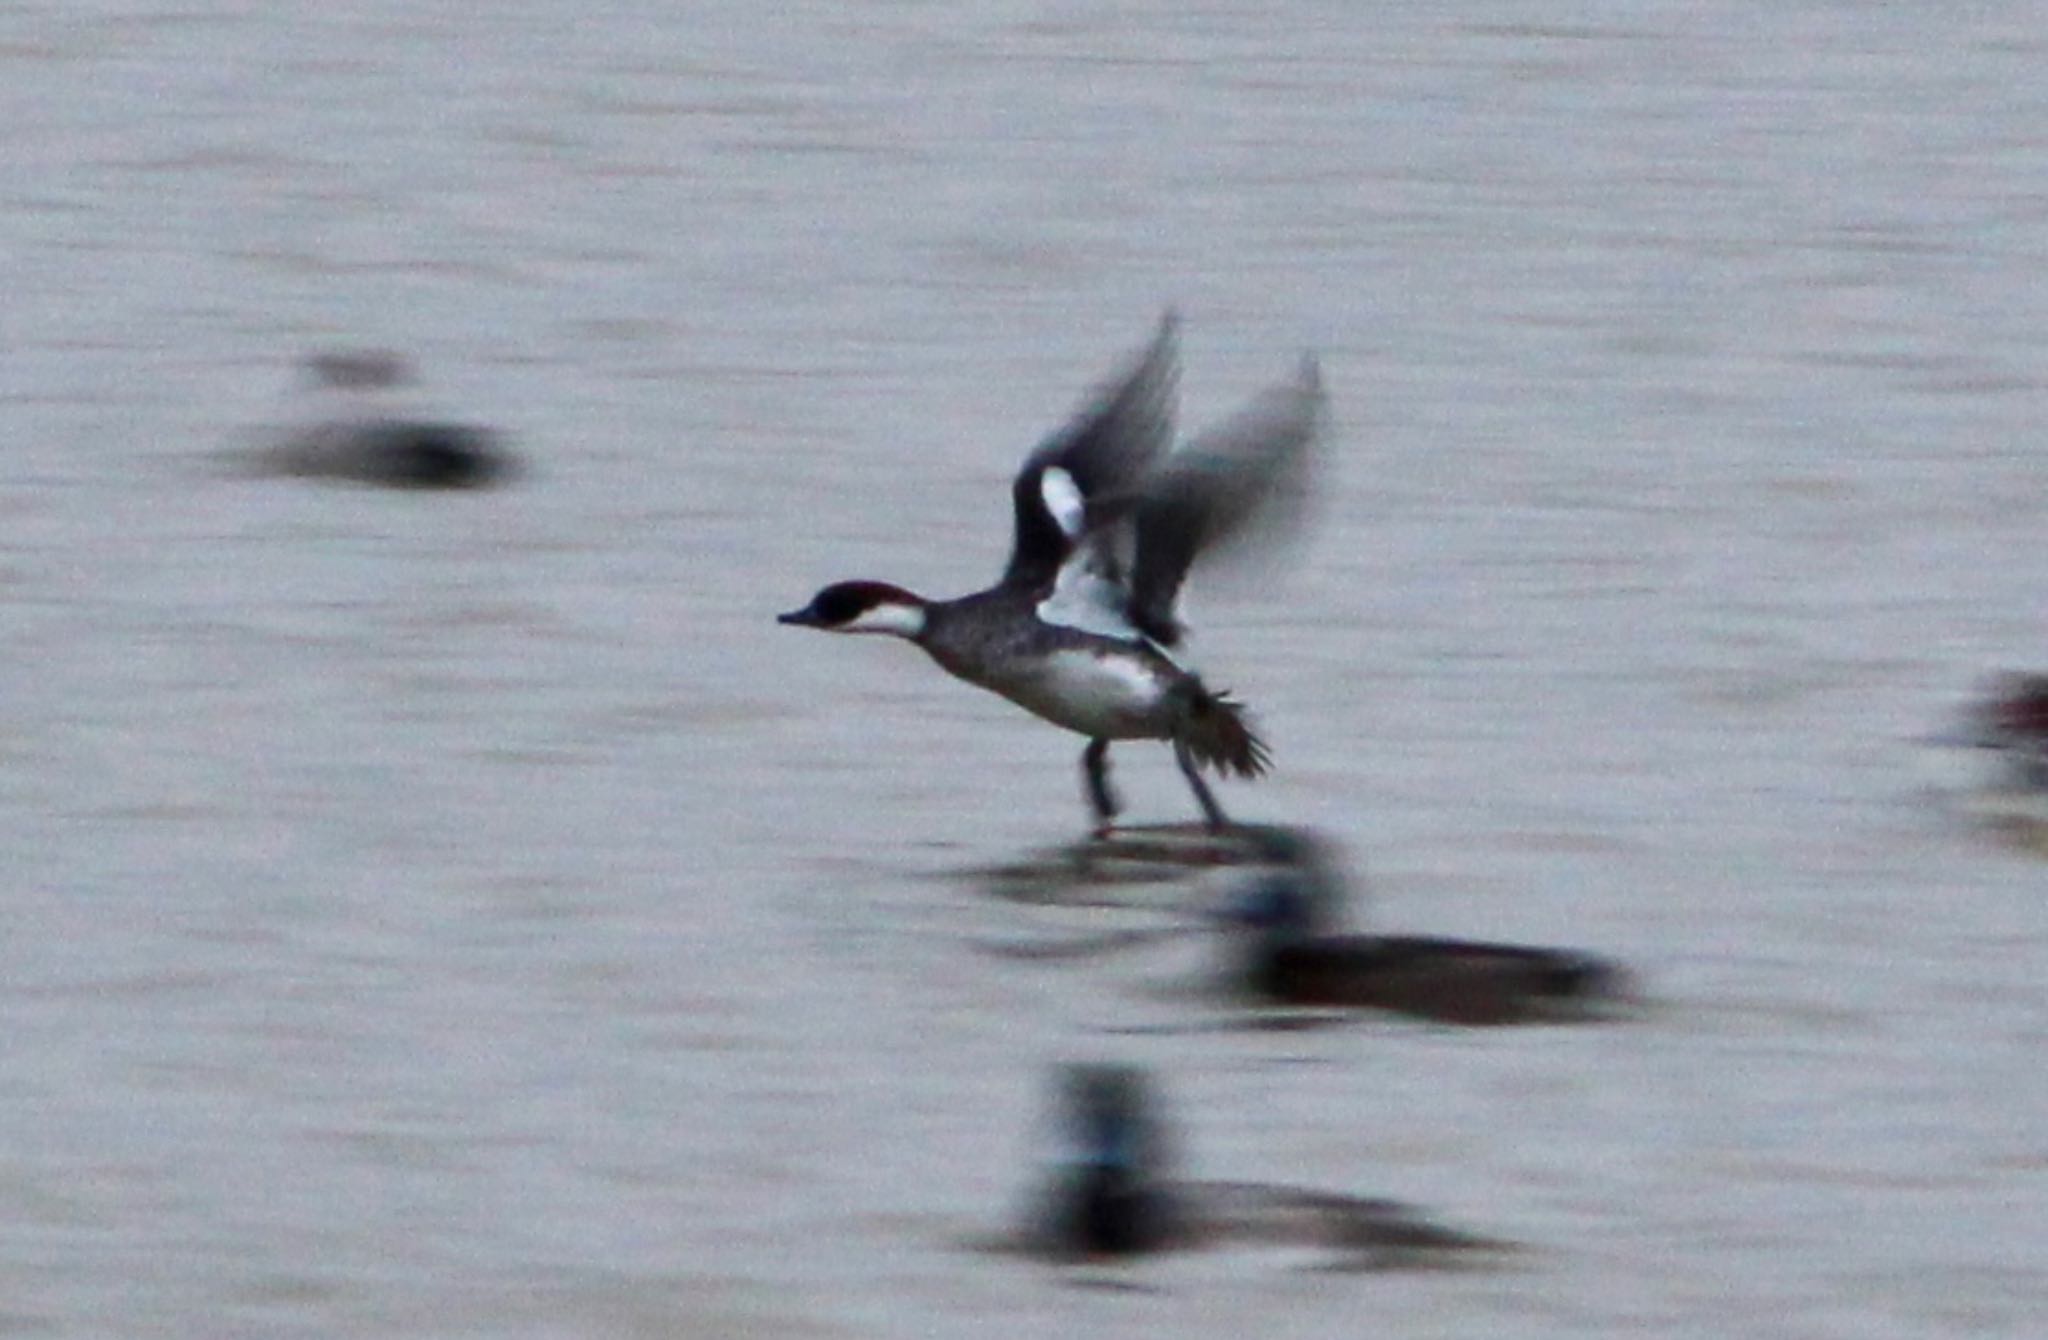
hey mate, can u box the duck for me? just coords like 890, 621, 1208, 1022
1942, 672, 2048, 790
1024, 1063, 1504, 1266
779, 314, 1325, 834
249, 351, 515, 489
1212, 827, 1631, 1025
1038, 1063, 1175, 1256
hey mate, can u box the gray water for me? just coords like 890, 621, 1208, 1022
6, 1, 2048, 1334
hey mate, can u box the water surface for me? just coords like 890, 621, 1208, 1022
5, 1, 2047, 1335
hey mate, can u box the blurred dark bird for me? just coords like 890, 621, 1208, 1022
1939, 672, 2048, 790
1024, 1063, 1504, 1266
248, 351, 516, 490
1923, 673, 2048, 839
779, 313, 1325, 834
1040, 1064, 1176, 1257
1214, 828, 1632, 1026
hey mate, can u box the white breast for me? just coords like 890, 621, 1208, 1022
1007, 648, 1173, 739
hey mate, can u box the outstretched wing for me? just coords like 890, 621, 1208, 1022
1037, 529, 1144, 644
1002, 312, 1179, 591
1126, 353, 1326, 645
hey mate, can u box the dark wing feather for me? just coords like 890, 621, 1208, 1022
1127, 353, 1326, 644
1002, 313, 1179, 591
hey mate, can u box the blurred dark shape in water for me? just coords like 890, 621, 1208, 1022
1927, 673, 2048, 849
1009, 1063, 1509, 1269
1938, 671, 2048, 789
1213, 826, 1637, 1026
241, 351, 517, 490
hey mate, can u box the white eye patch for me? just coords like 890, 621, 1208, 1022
842, 601, 928, 638
1039, 466, 1086, 540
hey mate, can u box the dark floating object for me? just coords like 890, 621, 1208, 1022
249, 351, 516, 490
1927, 674, 2048, 845
1041, 1065, 1175, 1257
1214, 828, 1634, 1026
1019, 1064, 1506, 1267
1942, 672, 2048, 790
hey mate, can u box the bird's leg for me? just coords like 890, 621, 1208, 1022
1083, 738, 1121, 837
1172, 737, 1230, 833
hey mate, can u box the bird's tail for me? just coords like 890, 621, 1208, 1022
1179, 688, 1270, 779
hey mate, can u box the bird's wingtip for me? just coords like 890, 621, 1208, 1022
1152, 307, 1184, 351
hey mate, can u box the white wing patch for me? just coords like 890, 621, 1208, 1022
1038, 562, 1138, 642
1037, 552, 1194, 673
1039, 466, 1087, 540
1033, 462, 1199, 672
